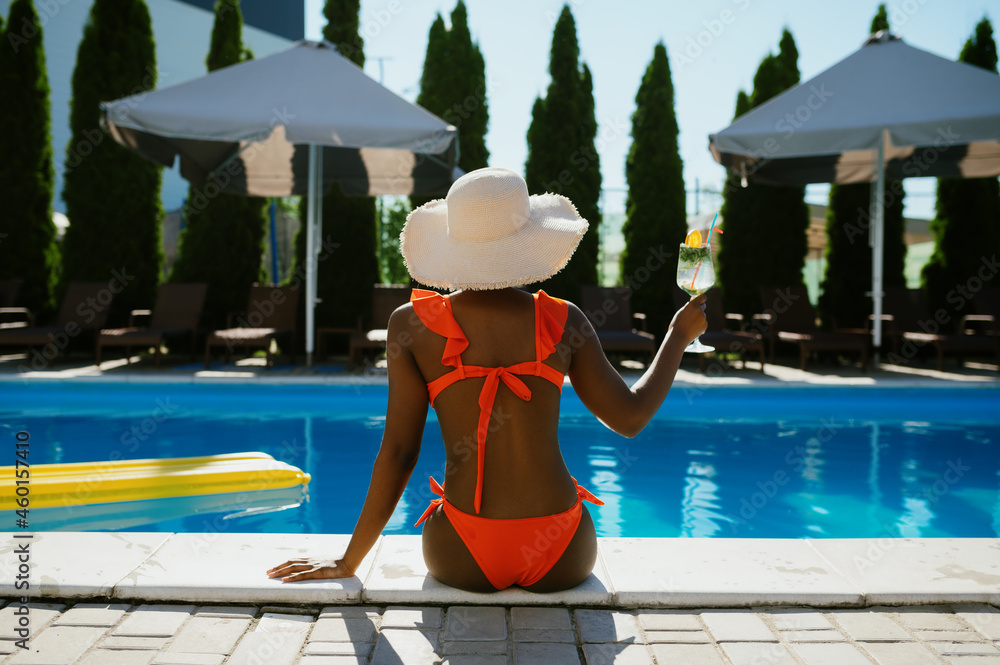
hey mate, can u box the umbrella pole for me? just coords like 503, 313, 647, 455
305, 143, 323, 367
870, 130, 887, 370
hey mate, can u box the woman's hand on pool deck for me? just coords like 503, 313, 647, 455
266, 557, 356, 583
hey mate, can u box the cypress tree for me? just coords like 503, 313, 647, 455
0, 0, 59, 314
870, 4, 889, 33
411, 1, 489, 210
718, 30, 810, 318
170, 0, 268, 326
717, 91, 755, 319
414, 14, 449, 138
621, 42, 684, 337
444, 2, 489, 173
524, 5, 601, 300
922, 18, 1000, 314
818, 4, 907, 328
293, 0, 379, 331
60, 0, 162, 315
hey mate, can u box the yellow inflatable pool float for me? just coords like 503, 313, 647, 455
1, 452, 310, 510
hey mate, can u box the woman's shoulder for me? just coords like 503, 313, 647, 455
559, 298, 590, 329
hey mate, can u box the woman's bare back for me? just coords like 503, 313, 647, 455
405, 287, 579, 519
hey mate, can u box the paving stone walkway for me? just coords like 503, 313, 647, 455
1, 601, 999, 665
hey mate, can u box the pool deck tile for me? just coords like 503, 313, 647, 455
808, 538, 1000, 605
600, 538, 863, 607
952, 603, 1000, 640
112, 533, 381, 604
2, 601, 1000, 664
362, 536, 615, 606
0, 532, 170, 599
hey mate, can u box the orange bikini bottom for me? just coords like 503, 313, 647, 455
414, 477, 604, 590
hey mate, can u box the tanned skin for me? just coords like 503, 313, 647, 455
267, 288, 707, 592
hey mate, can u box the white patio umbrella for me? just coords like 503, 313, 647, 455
101, 40, 459, 365
709, 32, 1000, 363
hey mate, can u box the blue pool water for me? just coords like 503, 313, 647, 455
2, 381, 998, 538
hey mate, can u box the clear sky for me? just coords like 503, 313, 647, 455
305, 0, 999, 220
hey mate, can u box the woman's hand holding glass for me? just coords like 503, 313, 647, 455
676, 241, 715, 353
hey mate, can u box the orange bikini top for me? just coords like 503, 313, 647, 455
410, 288, 569, 514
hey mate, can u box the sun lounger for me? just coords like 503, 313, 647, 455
0, 282, 114, 363
204, 284, 300, 368
759, 286, 869, 371
675, 287, 766, 372
95, 282, 208, 367
0, 279, 27, 329
349, 284, 413, 370
0, 279, 22, 308
580, 286, 656, 363
898, 288, 999, 371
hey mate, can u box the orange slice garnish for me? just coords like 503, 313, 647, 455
685, 230, 703, 247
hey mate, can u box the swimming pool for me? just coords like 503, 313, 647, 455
2, 380, 998, 538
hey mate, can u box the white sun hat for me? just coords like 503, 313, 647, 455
400, 167, 588, 291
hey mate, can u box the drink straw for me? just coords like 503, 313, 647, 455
689, 212, 719, 291
690, 259, 702, 291
705, 212, 719, 244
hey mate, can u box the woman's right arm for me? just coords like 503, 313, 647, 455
266, 306, 429, 582
566, 295, 706, 438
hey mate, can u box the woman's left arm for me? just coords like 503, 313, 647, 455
267, 306, 429, 582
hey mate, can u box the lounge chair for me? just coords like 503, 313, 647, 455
349, 284, 413, 370
204, 284, 300, 368
899, 288, 999, 371
758, 286, 869, 371
580, 285, 656, 363
0, 279, 27, 329
0, 282, 115, 363
674, 287, 766, 372
972, 289, 1000, 334
873, 288, 929, 357
95, 283, 208, 367
0, 279, 22, 307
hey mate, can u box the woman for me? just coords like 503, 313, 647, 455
267, 167, 706, 592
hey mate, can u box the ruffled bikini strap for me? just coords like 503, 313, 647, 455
534, 290, 569, 363
410, 289, 469, 368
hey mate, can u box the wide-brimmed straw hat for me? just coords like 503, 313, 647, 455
400, 167, 588, 291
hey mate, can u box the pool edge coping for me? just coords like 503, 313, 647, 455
3, 533, 997, 609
